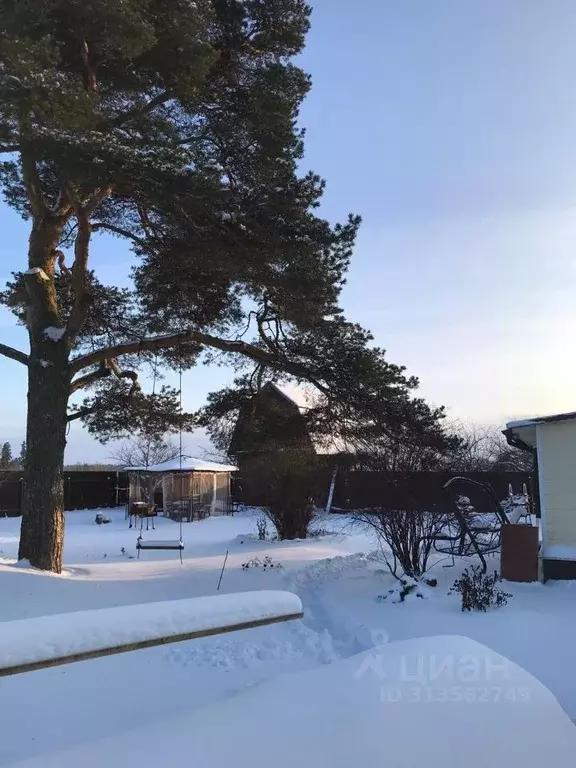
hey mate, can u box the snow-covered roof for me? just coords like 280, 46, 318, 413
126, 455, 237, 473
265, 381, 300, 409
507, 410, 576, 429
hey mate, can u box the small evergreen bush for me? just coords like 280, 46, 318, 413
450, 566, 512, 612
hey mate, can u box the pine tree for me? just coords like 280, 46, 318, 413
0, 1, 450, 571
0, 441, 13, 469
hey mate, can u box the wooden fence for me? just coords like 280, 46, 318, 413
0, 471, 129, 516
1, 467, 534, 517
233, 469, 534, 515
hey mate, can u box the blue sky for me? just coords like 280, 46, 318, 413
2, 0, 576, 460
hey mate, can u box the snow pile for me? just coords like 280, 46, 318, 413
502, 493, 530, 524
165, 617, 338, 672
287, 551, 371, 588
24, 267, 49, 280
43, 326, 66, 342
377, 575, 435, 603
0, 591, 302, 673
6, 636, 575, 767
235, 532, 273, 544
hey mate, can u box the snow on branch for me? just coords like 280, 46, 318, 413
0, 591, 303, 677
43, 326, 66, 342
24, 267, 49, 281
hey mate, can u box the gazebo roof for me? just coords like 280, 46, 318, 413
126, 455, 238, 473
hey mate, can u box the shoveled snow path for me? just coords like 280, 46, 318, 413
285, 553, 379, 658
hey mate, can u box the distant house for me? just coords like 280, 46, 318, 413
229, 382, 315, 470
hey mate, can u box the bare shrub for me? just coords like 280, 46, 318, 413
355, 506, 446, 579
256, 516, 268, 541
241, 556, 282, 570
246, 451, 321, 540
109, 435, 180, 468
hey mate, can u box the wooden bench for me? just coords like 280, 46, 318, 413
0, 591, 304, 677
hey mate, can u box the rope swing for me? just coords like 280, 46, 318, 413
136, 345, 185, 563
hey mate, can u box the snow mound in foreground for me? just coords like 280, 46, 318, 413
8, 635, 576, 768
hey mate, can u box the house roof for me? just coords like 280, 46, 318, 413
126, 455, 238, 473
264, 382, 300, 409
506, 411, 576, 429
228, 381, 313, 457
504, 410, 576, 452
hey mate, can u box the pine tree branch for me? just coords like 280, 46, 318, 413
69, 330, 329, 393
107, 90, 172, 129
66, 186, 112, 340
0, 343, 29, 366
66, 208, 92, 339
83, 186, 113, 216
80, 39, 98, 93
67, 407, 94, 423
69, 357, 141, 395
52, 187, 73, 218
20, 149, 46, 218
107, 358, 141, 395
69, 364, 112, 394
92, 222, 148, 249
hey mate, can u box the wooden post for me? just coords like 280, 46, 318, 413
501, 524, 539, 582
325, 466, 337, 514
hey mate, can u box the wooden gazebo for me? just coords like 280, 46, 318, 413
127, 456, 237, 522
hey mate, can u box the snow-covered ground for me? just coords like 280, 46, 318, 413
8, 635, 576, 768
1, 507, 576, 766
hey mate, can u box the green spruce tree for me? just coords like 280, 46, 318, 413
0, 441, 13, 469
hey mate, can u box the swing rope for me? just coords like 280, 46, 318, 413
135, 347, 184, 562
139, 352, 159, 539
145, 352, 160, 473
178, 337, 184, 543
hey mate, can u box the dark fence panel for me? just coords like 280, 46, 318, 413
0, 475, 22, 516
332, 470, 533, 513
63, 472, 129, 511
0, 471, 129, 517
231, 465, 334, 509
233, 468, 533, 514
0, 467, 533, 518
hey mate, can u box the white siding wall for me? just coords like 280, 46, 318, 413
538, 421, 576, 558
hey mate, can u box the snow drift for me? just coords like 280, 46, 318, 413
6, 635, 576, 767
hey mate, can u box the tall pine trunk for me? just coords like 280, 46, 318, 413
18, 351, 70, 572
18, 218, 70, 573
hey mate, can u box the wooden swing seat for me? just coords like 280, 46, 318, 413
136, 537, 184, 563
137, 539, 184, 551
